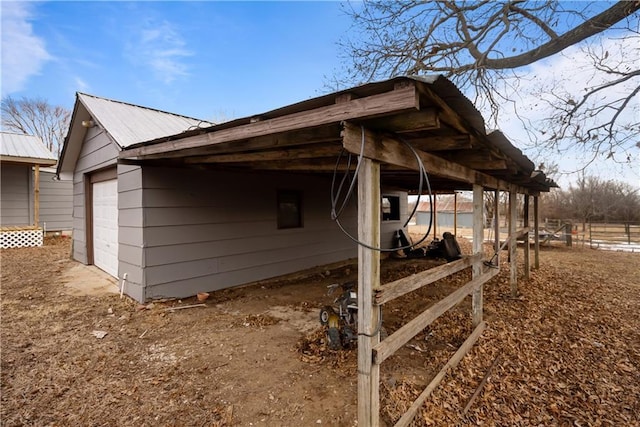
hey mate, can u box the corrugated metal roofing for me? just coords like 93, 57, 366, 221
416, 194, 474, 213
78, 93, 212, 148
0, 132, 57, 163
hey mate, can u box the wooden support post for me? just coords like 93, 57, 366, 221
453, 192, 458, 236
534, 196, 540, 269
33, 164, 40, 227
433, 194, 438, 240
472, 184, 484, 327
509, 191, 517, 297
494, 189, 500, 265
523, 196, 530, 280
357, 157, 381, 427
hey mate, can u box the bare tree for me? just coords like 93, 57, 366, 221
340, 1, 640, 169
1, 96, 71, 158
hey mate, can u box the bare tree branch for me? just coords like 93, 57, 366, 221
1, 96, 71, 158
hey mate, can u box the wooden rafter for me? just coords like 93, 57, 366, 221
120, 85, 421, 159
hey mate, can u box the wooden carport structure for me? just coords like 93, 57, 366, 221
119, 75, 556, 426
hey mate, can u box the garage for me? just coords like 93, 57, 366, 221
92, 179, 118, 277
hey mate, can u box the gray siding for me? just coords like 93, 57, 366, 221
135, 166, 406, 301
0, 163, 32, 226
1, 163, 31, 226
71, 126, 119, 264
38, 170, 73, 231
117, 163, 144, 302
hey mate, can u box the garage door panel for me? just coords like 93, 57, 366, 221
93, 180, 118, 277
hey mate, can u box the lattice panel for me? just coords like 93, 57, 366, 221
0, 229, 44, 249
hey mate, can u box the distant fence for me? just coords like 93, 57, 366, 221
544, 220, 640, 253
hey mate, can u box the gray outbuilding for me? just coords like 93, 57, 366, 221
58, 77, 554, 303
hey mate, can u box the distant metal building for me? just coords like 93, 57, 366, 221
416, 194, 475, 229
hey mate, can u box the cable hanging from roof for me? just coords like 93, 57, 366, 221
330, 125, 434, 252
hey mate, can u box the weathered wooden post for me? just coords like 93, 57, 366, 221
494, 189, 500, 265
534, 196, 540, 269
523, 195, 530, 280
509, 191, 517, 297
34, 164, 40, 227
472, 184, 484, 326
357, 157, 381, 427
565, 223, 572, 247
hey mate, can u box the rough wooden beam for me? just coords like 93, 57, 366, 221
411, 134, 472, 151
362, 109, 439, 133
33, 164, 40, 227
373, 269, 498, 365
523, 196, 531, 280
534, 196, 540, 269
374, 254, 483, 305
138, 124, 344, 160
393, 321, 487, 427
494, 189, 500, 265
509, 191, 518, 297
472, 184, 484, 327
183, 143, 342, 164
357, 158, 381, 427
342, 122, 532, 194
121, 85, 419, 159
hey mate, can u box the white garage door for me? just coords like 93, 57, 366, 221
92, 179, 118, 277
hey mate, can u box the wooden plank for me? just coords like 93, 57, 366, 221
411, 134, 472, 151
509, 191, 518, 297
453, 192, 458, 235
523, 196, 530, 280
373, 269, 497, 365
494, 189, 500, 265
362, 109, 439, 133
33, 164, 40, 227
120, 85, 420, 159
472, 184, 483, 327
534, 196, 540, 269
183, 143, 342, 164
138, 124, 344, 160
394, 321, 487, 427
341, 122, 532, 194
374, 253, 483, 305
357, 158, 381, 427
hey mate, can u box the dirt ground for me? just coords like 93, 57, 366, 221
1, 236, 639, 426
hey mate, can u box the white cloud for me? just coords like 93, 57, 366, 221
126, 20, 192, 84
74, 76, 90, 92
0, 2, 51, 96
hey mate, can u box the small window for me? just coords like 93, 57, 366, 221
382, 195, 400, 221
277, 190, 303, 229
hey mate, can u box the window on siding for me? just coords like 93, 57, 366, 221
382, 195, 400, 221
277, 190, 303, 229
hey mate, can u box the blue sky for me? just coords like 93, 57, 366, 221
2, 1, 638, 187
2, 1, 351, 120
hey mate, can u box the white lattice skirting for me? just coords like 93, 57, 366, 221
1, 228, 44, 249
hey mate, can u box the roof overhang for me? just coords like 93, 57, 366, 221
118, 76, 557, 195
1, 155, 57, 166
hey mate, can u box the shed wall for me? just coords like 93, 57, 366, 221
0, 164, 31, 226
39, 170, 73, 231
133, 166, 406, 301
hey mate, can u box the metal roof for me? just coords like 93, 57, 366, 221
77, 93, 212, 148
0, 132, 57, 165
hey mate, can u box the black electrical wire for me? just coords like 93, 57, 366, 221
330, 125, 434, 252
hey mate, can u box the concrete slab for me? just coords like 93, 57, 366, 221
60, 262, 120, 296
